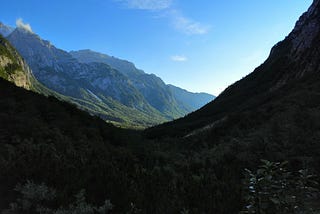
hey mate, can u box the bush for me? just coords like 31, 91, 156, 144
241, 160, 319, 214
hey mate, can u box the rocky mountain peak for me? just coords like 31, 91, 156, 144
8, 28, 75, 71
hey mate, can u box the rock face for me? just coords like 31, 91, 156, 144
290, 0, 320, 55
70, 50, 215, 114
147, 0, 320, 138
71, 50, 186, 115
0, 35, 33, 90
287, 0, 320, 78
8, 29, 141, 107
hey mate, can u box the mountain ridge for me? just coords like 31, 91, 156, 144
1, 26, 214, 128
5, 27, 168, 127
70, 49, 215, 114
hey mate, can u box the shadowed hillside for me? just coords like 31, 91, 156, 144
146, 0, 320, 139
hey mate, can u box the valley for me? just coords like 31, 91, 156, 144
0, 0, 320, 213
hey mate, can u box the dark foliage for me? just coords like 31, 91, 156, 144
1, 77, 320, 213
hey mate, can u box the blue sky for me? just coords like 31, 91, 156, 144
2, 0, 312, 95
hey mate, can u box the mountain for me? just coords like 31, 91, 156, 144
146, 0, 320, 138
0, 23, 13, 37
70, 49, 145, 77
167, 84, 215, 112
70, 49, 214, 116
2, 27, 214, 128
5, 27, 169, 128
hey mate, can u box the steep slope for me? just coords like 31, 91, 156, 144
70, 49, 214, 117
5, 28, 167, 128
0, 77, 133, 212
0, 34, 84, 101
146, 0, 320, 138
0, 34, 34, 89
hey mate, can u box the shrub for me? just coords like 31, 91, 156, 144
241, 160, 319, 214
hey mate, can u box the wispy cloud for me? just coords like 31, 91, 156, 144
16, 18, 33, 33
171, 55, 187, 62
115, 0, 210, 35
169, 10, 210, 35
116, 0, 172, 10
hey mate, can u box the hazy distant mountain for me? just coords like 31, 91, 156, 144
168, 84, 215, 112
1, 23, 214, 127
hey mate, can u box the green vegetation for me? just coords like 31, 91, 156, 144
241, 160, 319, 214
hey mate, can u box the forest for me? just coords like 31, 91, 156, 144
0, 76, 319, 213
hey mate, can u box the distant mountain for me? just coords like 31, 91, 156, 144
70, 49, 215, 115
146, 0, 320, 138
167, 84, 215, 112
4, 27, 168, 128
1, 26, 214, 128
